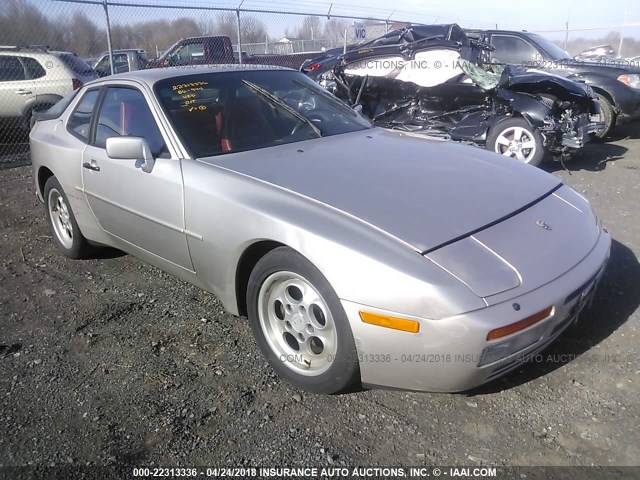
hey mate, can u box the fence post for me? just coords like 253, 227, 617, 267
343, 28, 347, 54
103, 0, 114, 75
618, 9, 627, 56
236, 7, 243, 64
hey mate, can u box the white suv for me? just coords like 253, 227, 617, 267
0, 46, 96, 132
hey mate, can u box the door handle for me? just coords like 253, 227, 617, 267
16, 89, 32, 95
82, 161, 100, 172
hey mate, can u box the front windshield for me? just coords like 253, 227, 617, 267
527, 33, 571, 60
154, 70, 371, 158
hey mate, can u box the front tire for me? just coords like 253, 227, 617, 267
246, 247, 360, 394
44, 176, 91, 259
486, 117, 545, 167
592, 94, 616, 140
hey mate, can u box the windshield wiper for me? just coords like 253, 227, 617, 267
241, 80, 322, 137
291, 79, 364, 119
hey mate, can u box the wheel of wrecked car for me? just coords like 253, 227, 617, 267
487, 118, 545, 167
591, 94, 616, 140
44, 176, 92, 259
247, 246, 360, 394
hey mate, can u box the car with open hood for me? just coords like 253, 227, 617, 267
306, 24, 602, 167
30, 65, 610, 393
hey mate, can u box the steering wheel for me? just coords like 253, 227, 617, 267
289, 111, 329, 137
283, 92, 316, 112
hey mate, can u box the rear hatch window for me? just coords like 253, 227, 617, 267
34, 89, 79, 122
55, 52, 94, 75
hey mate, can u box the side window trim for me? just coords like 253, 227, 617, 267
91, 84, 171, 158
88, 86, 107, 145
66, 87, 103, 143
21, 57, 45, 80
0, 55, 27, 82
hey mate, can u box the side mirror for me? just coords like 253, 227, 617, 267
353, 104, 363, 114
105, 136, 155, 173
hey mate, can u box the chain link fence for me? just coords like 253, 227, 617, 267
1, 0, 639, 168
0, 0, 405, 167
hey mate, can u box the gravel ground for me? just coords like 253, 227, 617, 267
1, 126, 639, 469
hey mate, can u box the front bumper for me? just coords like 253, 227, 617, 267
543, 113, 603, 153
613, 85, 640, 124
343, 227, 611, 392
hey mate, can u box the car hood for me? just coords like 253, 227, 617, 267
502, 67, 593, 100
202, 128, 561, 252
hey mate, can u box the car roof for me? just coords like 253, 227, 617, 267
84, 64, 295, 87
99, 49, 146, 54
466, 29, 534, 36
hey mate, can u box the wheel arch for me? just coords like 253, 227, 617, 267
37, 166, 55, 200
235, 240, 287, 317
590, 86, 615, 106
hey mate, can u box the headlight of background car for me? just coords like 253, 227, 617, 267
617, 74, 640, 89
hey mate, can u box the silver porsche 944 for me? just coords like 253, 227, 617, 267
30, 65, 610, 394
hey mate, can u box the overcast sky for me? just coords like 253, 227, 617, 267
273, 0, 639, 39
38, 0, 640, 40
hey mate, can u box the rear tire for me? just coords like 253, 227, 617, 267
591, 94, 615, 140
44, 176, 92, 259
246, 247, 360, 394
486, 117, 545, 167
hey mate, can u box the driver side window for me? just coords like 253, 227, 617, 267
490, 35, 539, 64
94, 87, 168, 157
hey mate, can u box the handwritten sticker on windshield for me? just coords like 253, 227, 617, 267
170, 81, 210, 111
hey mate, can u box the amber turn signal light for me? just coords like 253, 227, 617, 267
359, 311, 420, 333
486, 306, 553, 341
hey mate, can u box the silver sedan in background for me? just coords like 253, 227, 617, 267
30, 66, 610, 393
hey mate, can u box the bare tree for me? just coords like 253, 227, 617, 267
323, 18, 350, 47
296, 16, 322, 40
171, 17, 202, 39
62, 12, 104, 57
240, 15, 268, 44
0, 0, 64, 48
215, 12, 238, 40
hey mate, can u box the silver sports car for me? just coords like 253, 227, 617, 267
30, 65, 611, 394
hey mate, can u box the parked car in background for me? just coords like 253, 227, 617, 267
466, 29, 640, 138
314, 25, 601, 166
0, 46, 95, 132
30, 65, 610, 393
147, 36, 234, 67
93, 49, 149, 77
575, 44, 617, 62
627, 55, 640, 66
147, 35, 320, 70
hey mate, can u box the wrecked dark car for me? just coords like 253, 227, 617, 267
309, 24, 603, 166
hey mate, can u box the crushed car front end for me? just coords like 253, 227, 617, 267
324, 25, 602, 163
496, 69, 604, 157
